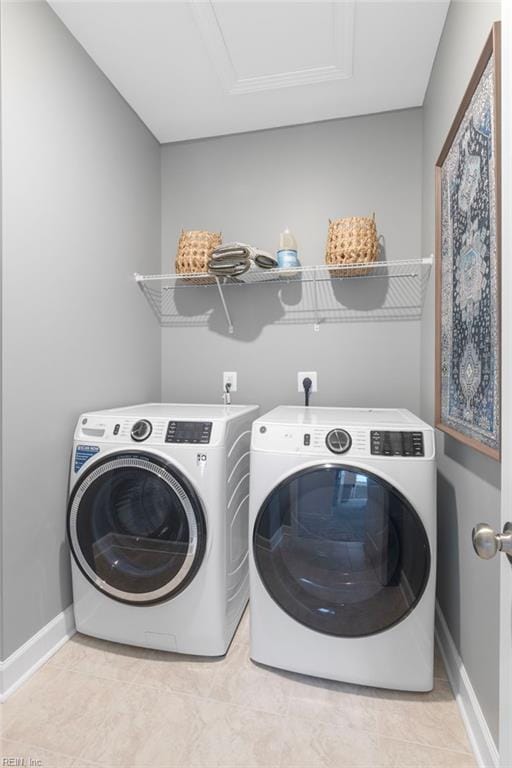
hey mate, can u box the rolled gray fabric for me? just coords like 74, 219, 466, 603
210, 242, 251, 261
207, 259, 251, 277
208, 242, 276, 276
208, 253, 249, 270
253, 251, 278, 269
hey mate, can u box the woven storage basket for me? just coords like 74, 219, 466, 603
175, 230, 222, 283
325, 214, 378, 277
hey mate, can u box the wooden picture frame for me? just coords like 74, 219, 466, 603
435, 22, 501, 461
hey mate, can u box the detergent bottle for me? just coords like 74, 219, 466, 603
277, 228, 300, 275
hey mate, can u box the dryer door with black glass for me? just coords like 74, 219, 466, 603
67, 452, 206, 605
253, 464, 430, 637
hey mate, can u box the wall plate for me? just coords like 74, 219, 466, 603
297, 372, 318, 392
223, 371, 237, 392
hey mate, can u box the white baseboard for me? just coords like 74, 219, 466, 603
435, 601, 499, 768
0, 605, 76, 702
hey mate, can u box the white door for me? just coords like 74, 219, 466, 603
499, 5, 512, 766
500, 6, 512, 765
472, 10, 512, 768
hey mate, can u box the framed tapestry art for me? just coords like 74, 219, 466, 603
435, 22, 501, 460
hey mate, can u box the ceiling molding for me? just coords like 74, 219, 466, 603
190, 1, 355, 95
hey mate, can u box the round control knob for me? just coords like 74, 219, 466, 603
325, 428, 352, 454
130, 419, 152, 442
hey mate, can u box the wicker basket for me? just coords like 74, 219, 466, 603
325, 214, 378, 277
175, 230, 222, 283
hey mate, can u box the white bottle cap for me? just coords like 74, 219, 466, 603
279, 228, 297, 251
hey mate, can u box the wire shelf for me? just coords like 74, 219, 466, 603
134, 257, 433, 333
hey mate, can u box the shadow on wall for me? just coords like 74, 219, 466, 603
436, 435, 500, 657
57, 467, 73, 611
443, 433, 501, 488
174, 281, 287, 341
59, 539, 72, 608
167, 241, 428, 341
437, 471, 461, 649
331, 238, 388, 310
32, 539, 73, 641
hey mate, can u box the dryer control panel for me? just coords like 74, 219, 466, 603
371, 431, 424, 457
252, 423, 435, 459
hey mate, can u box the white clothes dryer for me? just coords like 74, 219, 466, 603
249, 406, 436, 691
68, 403, 258, 655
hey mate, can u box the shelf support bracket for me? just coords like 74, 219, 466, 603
215, 278, 234, 334
313, 270, 320, 332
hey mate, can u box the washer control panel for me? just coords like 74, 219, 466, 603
166, 421, 212, 444
75, 415, 223, 445
371, 431, 424, 457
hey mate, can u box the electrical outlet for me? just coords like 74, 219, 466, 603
223, 372, 237, 392
297, 372, 318, 393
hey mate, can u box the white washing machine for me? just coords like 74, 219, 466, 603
249, 406, 436, 691
67, 403, 258, 656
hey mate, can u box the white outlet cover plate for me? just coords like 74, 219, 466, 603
223, 371, 238, 392
297, 372, 318, 393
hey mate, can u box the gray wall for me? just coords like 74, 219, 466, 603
421, 1, 501, 744
1, 1, 161, 659
161, 110, 423, 413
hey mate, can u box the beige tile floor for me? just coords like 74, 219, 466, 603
0, 609, 475, 768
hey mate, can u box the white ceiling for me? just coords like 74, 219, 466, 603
49, 1, 449, 144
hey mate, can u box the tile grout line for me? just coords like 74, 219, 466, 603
281, 706, 475, 758
277, 693, 293, 768
377, 735, 477, 759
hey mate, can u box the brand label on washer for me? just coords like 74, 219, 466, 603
74, 444, 100, 473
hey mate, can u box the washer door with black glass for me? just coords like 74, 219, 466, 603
253, 465, 430, 637
68, 452, 207, 605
